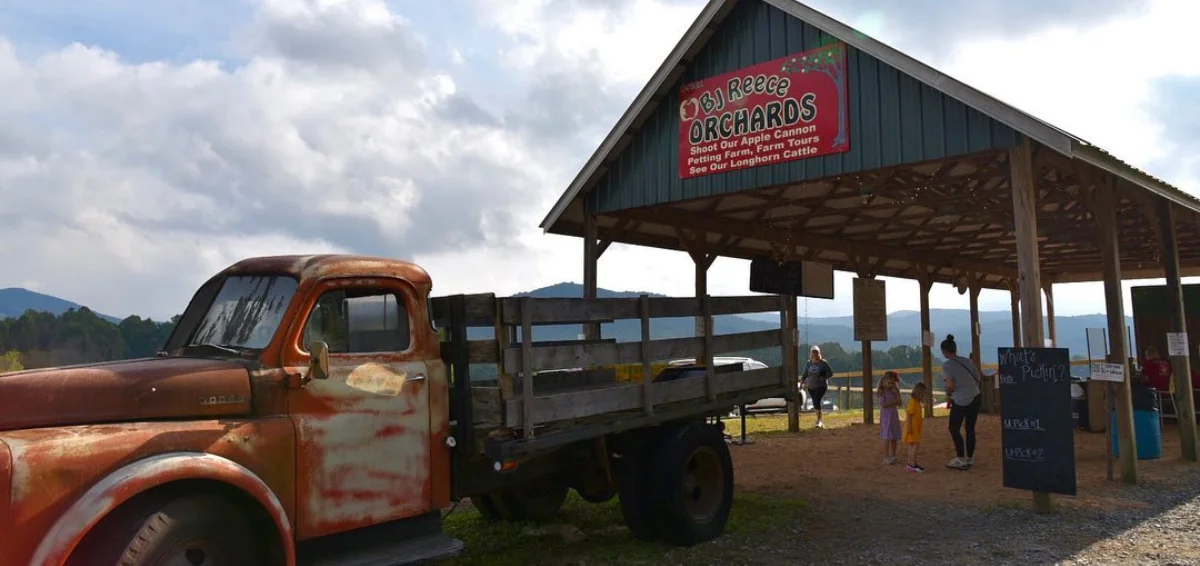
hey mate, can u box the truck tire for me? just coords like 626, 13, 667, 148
73, 493, 257, 566
615, 431, 660, 542
479, 482, 570, 522
650, 423, 734, 547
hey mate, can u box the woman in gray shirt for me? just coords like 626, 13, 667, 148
940, 334, 981, 470
802, 346, 834, 429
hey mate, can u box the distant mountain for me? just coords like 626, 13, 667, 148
0, 288, 122, 324
495, 284, 1130, 363
0, 283, 1131, 363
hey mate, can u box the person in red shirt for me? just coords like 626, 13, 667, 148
1142, 346, 1173, 392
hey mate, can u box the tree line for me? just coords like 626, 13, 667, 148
0, 308, 939, 384
1, 308, 178, 371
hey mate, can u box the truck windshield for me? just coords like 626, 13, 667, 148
186, 275, 298, 352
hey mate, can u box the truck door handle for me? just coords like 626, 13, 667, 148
409, 374, 426, 382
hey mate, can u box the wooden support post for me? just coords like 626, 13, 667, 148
862, 344, 874, 424
520, 297, 535, 438
1044, 281, 1057, 347
695, 260, 708, 339
969, 274, 989, 414
1009, 286, 1021, 347
702, 295, 716, 402
1095, 179, 1139, 485
785, 296, 801, 432
918, 268, 934, 418
1011, 138, 1053, 513
583, 214, 601, 341
639, 294, 654, 417
494, 300, 514, 400
856, 263, 878, 424
1158, 200, 1198, 461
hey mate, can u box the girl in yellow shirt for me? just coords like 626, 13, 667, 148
905, 382, 928, 473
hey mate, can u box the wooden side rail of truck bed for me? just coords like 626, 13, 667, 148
431, 293, 795, 460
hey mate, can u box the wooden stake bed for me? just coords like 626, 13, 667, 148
431, 292, 794, 459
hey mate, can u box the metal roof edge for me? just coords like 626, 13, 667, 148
763, 0, 1078, 156
1070, 142, 1200, 215
539, 0, 732, 232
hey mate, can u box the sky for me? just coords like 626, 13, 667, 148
0, 0, 1198, 323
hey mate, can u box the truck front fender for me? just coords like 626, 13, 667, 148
30, 451, 295, 566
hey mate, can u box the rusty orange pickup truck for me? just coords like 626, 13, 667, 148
0, 254, 795, 566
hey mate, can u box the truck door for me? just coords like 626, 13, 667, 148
287, 277, 433, 539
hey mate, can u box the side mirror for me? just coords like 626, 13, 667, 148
308, 340, 330, 381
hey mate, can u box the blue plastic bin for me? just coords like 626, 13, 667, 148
1110, 409, 1163, 460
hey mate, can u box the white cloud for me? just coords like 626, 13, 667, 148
1, 0, 1197, 330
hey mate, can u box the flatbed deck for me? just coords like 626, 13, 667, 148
432, 292, 795, 463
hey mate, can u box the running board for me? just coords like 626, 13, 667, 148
300, 533, 465, 566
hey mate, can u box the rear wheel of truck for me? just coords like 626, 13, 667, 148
72, 493, 258, 566
615, 431, 661, 542
650, 423, 734, 547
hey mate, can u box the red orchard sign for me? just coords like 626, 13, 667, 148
677, 42, 850, 179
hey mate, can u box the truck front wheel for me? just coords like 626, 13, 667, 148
650, 423, 734, 547
71, 493, 257, 566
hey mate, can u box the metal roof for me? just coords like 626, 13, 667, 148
540, 0, 1200, 233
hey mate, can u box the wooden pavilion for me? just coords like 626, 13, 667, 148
540, 0, 1200, 500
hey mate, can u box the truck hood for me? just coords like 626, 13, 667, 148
0, 357, 254, 431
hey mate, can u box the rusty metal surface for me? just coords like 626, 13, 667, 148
0, 255, 452, 564
0, 439, 11, 560
223, 254, 434, 290
1, 418, 296, 566
274, 271, 449, 539
0, 357, 253, 431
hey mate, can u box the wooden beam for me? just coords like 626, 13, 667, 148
1043, 279, 1057, 347
583, 214, 601, 341
1012, 138, 1053, 513
1009, 285, 1021, 348
1094, 179, 1139, 485
1158, 200, 1198, 461
916, 265, 935, 418
618, 207, 1017, 279
785, 295, 800, 432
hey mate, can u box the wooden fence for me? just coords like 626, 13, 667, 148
432, 293, 795, 438
819, 358, 1103, 411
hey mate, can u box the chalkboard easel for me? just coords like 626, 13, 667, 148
997, 347, 1077, 511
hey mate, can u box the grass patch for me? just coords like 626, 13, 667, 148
443, 491, 805, 566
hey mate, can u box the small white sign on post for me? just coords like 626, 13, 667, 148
1091, 362, 1126, 383
922, 331, 935, 348
1167, 332, 1189, 357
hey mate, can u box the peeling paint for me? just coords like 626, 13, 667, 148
291, 359, 432, 539
27, 451, 294, 566
345, 362, 409, 397
0, 420, 296, 566
0, 255, 454, 564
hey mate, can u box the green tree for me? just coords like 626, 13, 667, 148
1, 350, 21, 372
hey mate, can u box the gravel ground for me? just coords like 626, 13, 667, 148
719, 415, 1200, 566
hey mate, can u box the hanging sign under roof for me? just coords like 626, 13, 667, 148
677, 42, 850, 179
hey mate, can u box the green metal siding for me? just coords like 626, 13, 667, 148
587, 0, 1022, 214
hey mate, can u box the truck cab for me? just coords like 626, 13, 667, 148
0, 255, 459, 566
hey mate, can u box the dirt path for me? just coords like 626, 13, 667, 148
726, 415, 1200, 564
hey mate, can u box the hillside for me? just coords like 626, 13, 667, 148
0, 283, 1129, 371
510, 284, 1129, 362
0, 288, 121, 323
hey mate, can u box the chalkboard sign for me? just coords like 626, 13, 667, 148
997, 347, 1077, 496
749, 258, 834, 298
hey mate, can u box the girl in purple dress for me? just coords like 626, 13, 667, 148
878, 371, 902, 465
